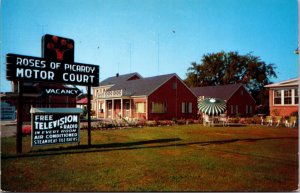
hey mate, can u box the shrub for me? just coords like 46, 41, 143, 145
146, 121, 157, 127
290, 111, 298, 117
230, 117, 240, 123
157, 120, 174, 126
186, 119, 194, 124
137, 119, 146, 127
271, 109, 281, 116
250, 115, 262, 124
193, 119, 200, 124
22, 125, 31, 135
172, 118, 177, 124
177, 118, 186, 125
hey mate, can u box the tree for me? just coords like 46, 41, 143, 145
185, 51, 277, 113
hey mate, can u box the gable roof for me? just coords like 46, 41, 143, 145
76, 97, 88, 104
107, 73, 176, 96
191, 84, 245, 101
99, 72, 142, 86
264, 78, 299, 88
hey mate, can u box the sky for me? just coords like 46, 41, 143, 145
1, 0, 298, 92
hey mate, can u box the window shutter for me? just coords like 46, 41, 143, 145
182, 102, 185, 113
188, 102, 192, 113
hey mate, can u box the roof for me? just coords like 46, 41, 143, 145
30, 107, 83, 114
98, 72, 178, 96
107, 73, 176, 96
99, 72, 142, 86
264, 78, 299, 88
76, 97, 88, 104
191, 84, 245, 101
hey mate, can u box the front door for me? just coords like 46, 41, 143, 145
107, 101, 112, 118
125, 101, 130, 118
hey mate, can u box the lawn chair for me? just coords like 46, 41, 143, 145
262, 116, 273, 126
219, 114, 229, 127
203, 114, 212, 127
274, 116, 282, 127
285, 116, 297, 128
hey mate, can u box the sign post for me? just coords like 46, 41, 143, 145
87, 86, 91, 146
16, 81, 23, 154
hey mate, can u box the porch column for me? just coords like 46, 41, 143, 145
96, 100, 99, 118
104, 100, 107, 119
129, 99, 132, 119
292, 89, 295, 105
121, 98, 123, 118
145, 98, 148, 120
112, 99, 114, 119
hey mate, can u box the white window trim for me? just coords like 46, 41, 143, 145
273, 88, 298, 106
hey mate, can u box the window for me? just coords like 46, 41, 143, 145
182, 102, 192, 113
274, 90, 281, 105
172, 82, 177, 90
295, 89, 298, 104
235, 105, 239, 113
284, 89, 292, 104
231, 105, 238, 114
152, 102, 166, 113
246, 105, 252, 114
136, 103, 145, 113
274, 88, 299, 105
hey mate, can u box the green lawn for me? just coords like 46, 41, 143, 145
1, 124, 298, 191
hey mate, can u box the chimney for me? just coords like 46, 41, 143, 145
116, 73, 119, 77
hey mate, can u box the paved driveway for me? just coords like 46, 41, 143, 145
1, 121, 17, 137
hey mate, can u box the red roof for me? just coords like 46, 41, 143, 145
76, 97, 88, 104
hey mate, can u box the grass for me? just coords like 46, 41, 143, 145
1, 124, 298, 191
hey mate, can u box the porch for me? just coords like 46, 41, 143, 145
94, 98, 147, 120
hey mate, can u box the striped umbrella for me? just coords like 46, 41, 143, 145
198, 98, 227, 116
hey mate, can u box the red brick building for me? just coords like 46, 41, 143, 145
265, 78, 298, 116
92, 73, 197, 120
191, 84, 256, 117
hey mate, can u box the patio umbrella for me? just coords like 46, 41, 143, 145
198, 98, 226, 116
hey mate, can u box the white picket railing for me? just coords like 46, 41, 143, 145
96, 89, 131, 98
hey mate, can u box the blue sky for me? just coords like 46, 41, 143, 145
1, 0, 298, 92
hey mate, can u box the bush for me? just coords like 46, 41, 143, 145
146, 121, 157, 127
193, 119, 201, 124
186, 119, 194, 124
177, 119, 186, 125
157, 120, 174, 126
137, 119, 146, 127
290, 111, 298, 117
22, 126, 31, 135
